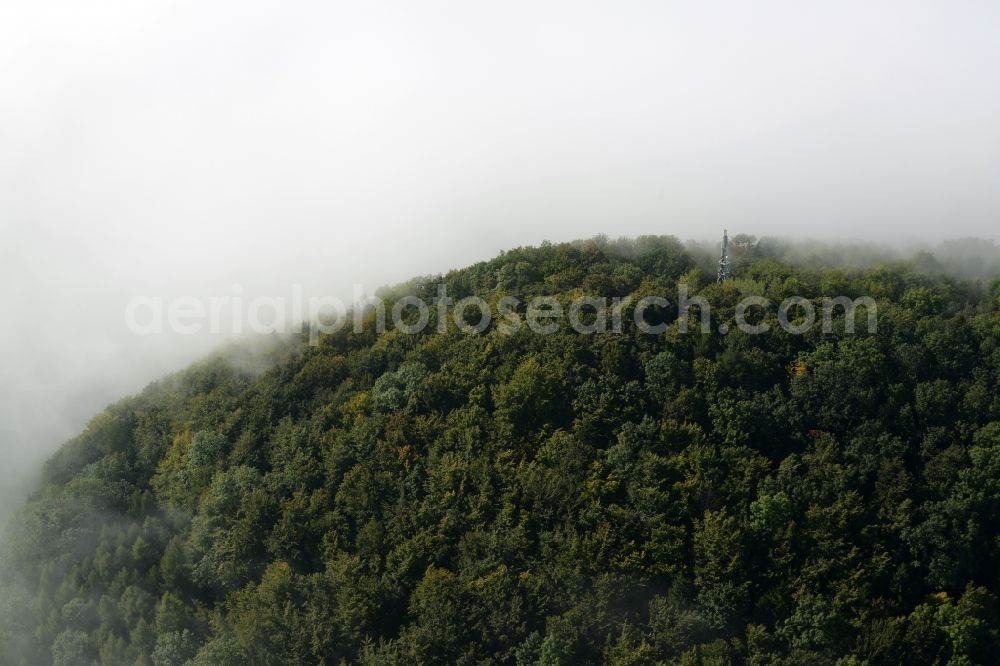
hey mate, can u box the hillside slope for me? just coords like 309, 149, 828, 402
1, 236, 998, 665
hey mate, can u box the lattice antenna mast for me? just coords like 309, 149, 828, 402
717, 229, 730, 283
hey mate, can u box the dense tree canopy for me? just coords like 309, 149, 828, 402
1, 236, 997, 664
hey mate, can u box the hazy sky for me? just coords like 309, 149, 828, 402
1, 0, 998, 511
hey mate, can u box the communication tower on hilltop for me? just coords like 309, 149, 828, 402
717, 229, 731, 283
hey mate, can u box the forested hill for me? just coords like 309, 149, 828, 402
1, 236, 998, 665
